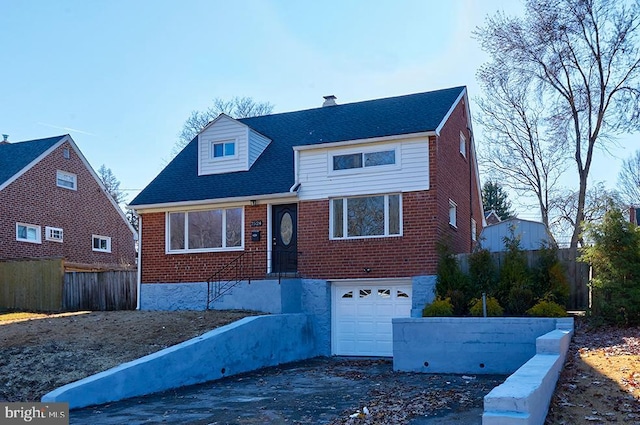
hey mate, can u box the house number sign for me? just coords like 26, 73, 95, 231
251, 220, 263, 227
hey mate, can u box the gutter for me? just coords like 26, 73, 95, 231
129, 191, 298, 213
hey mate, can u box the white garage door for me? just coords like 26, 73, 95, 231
332, 280, 412, 356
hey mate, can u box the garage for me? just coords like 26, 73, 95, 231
331, 280, 413, 356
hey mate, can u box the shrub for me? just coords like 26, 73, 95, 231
507, 286, 535, 316
469, 297, 504, 317
435, 241, 472, 315
469, 248, 498, 297
527, 300, 567, 317
497, 228, 533, 314
422, 298, 454, 317
581, 208, 640, 326
531, 244, 570, 306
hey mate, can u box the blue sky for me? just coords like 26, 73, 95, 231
1, 0, 637, 219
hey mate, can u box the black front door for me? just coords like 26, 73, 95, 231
272, 204, 297, 273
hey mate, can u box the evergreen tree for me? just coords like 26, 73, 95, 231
482, 181, 514, 220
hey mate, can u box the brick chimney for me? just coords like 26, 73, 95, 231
322, 95, 337, 107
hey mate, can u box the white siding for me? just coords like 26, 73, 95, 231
198, 115, 249, 175
248, 129, 271, 168
297, 137, 430, 201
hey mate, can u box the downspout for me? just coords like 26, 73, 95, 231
136, 214, 142, 310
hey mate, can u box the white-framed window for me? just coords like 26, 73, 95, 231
449, 200, 457, 228
471, 219, 477, 242
331, 147, 397, 173
210, 140, 236, 159
167, 207, 243, 253
331, 194, 402, 239
459, 132, 466, 157
16, 223, 41, 244
56, 170, 77, 190
92, 235, 111, 253
45, 226, 64, 242
63, 148, 70, 159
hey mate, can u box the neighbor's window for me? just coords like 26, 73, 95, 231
471, 219, 477, 241
459, 132, 466, 157
331, 194, 401, 239
449, 200, 457, 228
16, 223, 41, 243
92, 235, 111, 253
45, 226, 64, 243
56, 170, 77, 190
168, 207, 243, 252
332, 149, 396, 171
211, 140, 236, 159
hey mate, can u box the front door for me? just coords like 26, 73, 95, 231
272, 204, 297, 273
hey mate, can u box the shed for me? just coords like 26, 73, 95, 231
480, 218, 554, 252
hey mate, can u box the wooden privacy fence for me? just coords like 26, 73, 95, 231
456, 248, 590, 311
0, 258, 137, 312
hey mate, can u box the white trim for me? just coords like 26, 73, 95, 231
92, 234, 112, 253
45, 226, 64, 242
130, 192, 298, 213
16, 222, 42, 244
209, 138, 238, 160
449, 199, 458, 228
330, 193, 403, 240
292, 131, 435, 151
435, 87, 466, 136
56, 170, 77, 190
165, 207, 245, 254
328, 145, 400, 176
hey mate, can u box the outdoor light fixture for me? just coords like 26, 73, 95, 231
250, 200, 257, 206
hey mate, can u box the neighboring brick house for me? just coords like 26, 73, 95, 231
130, 86, 484, 356
0, 135, 136, 268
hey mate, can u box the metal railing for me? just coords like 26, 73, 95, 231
206, 250, 299, 309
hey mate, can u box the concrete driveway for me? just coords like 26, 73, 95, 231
68, 358, 504, 425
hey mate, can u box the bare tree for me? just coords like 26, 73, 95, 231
171, 96, 274, 159
476, 64, 567, 229
551, 182, 623, 246
97, 164, 126, 204
477, 0, 640, 250
617, 149, 640, 207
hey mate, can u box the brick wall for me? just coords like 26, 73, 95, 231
433, 98, 483, 254
138, 96, 483, 283
0, 141, 136, 266
140, 204, 268, 283
298, 190, 440, 279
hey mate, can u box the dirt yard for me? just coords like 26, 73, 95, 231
545, 320, 640, 424
0, 310, 259, 402
1, 311, 639, 424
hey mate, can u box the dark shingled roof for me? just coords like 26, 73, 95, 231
0, 135, 66, 187
130, 86, 465, 206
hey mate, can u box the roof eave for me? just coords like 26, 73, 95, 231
130, 191, 298, 213
292, 131, 436, 151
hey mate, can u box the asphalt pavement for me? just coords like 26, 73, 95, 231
68, 357, 504, 425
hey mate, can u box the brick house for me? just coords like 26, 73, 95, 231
130, 86, 484, 356
0, 135, 136, 268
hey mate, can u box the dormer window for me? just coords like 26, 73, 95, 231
211, 140, 236, 159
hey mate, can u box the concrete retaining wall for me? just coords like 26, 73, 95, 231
393, 317, 570, 374
483, 325, 573, 425
42, 314, 317, 409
